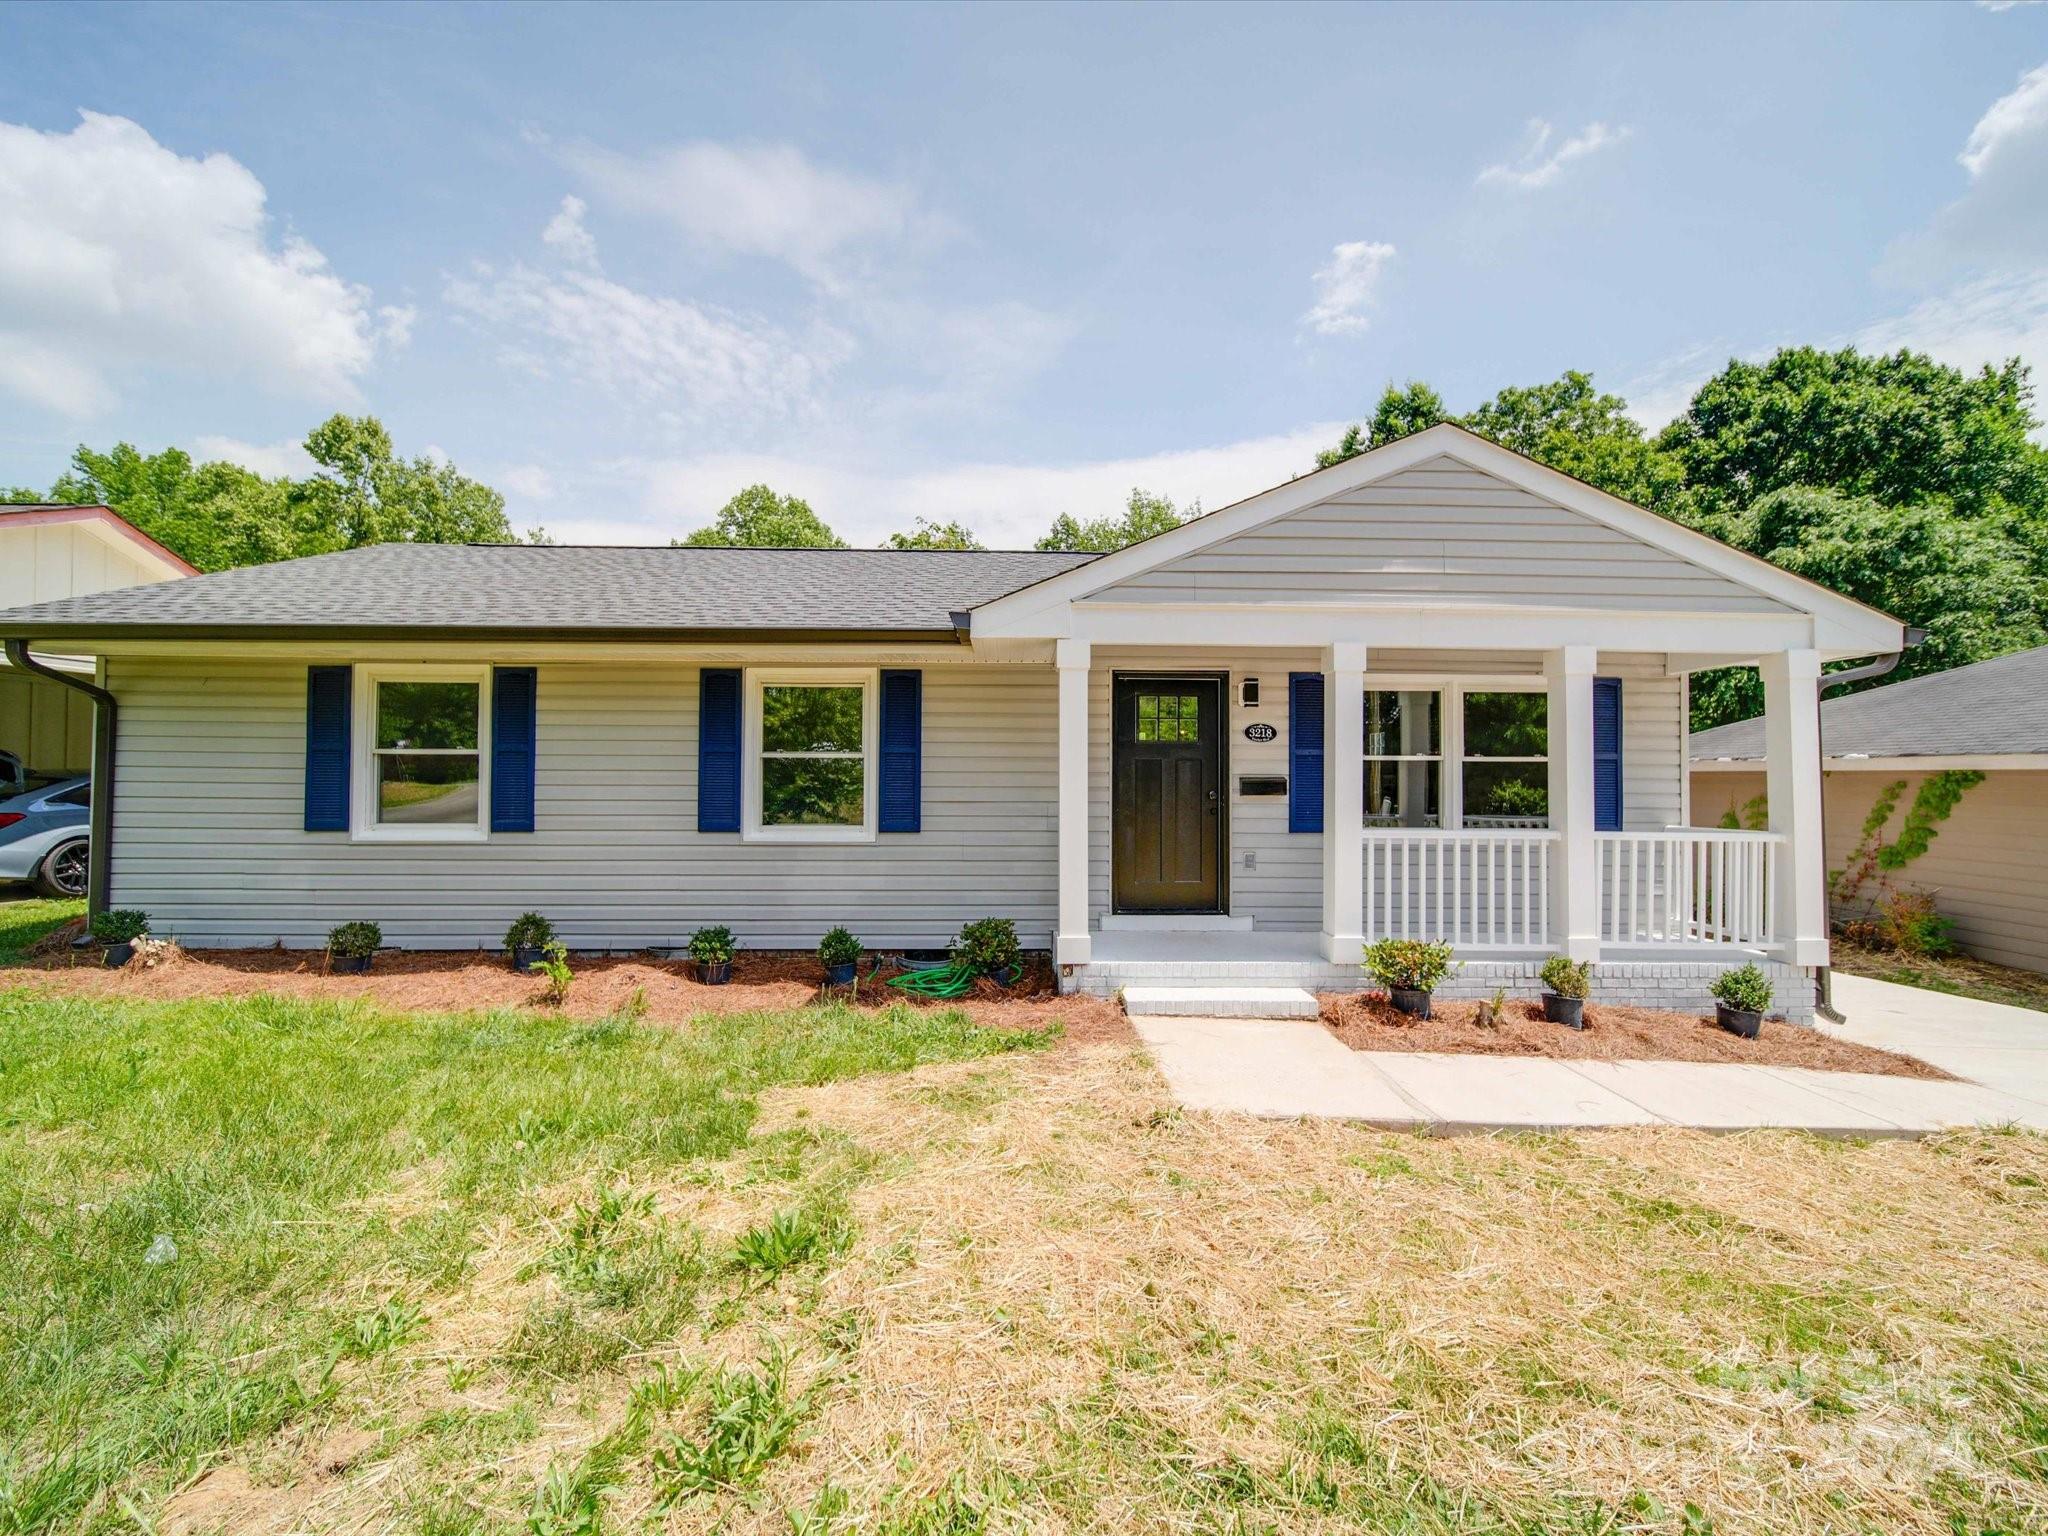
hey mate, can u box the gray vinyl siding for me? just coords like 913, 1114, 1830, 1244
106, 657, 1057, 951
1693, 767, 2048, 975
1088, 455, 1791, 614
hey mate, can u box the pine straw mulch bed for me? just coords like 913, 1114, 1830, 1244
1319, 991, 1952, 1079
8, 935, 1133, 1045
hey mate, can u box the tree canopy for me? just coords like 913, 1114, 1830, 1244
885, 517, 986, 550
1036, 488, 1192, 553
27, 415, 514, 573
1318, 349, 2048, 731
674, 484, 846, 548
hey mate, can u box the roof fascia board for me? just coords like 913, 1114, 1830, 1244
66, 635, 1026, 666
1692, 753, 2048, 773
0, 623, 968, 649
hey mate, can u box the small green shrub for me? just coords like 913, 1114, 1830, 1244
1539, 954, 1592, 999
688, 926, 736, 965
327, 920, 382, 960
953, 916, 1021, 977
538, 943, 574, 1005
1361, 938, 1456, 993
817, 926, 862, 968
1878, 888, 1957, 958
1711, 963, 1773, 1014
89, 909, 149, 945
505, 911, 556, 953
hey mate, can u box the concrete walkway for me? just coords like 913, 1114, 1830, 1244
1132, 977, 2048, 1136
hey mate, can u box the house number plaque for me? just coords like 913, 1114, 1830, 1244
1243, 722, 1277, 743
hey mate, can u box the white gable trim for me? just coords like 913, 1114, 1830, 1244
970, 424, 1904, 649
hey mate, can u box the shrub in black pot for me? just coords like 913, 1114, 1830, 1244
953, 916, 1023, 982
1363, 938, 1457, 1020
818, 925, 862, 985
504, 911, 556, 971
1539, 954, 1592, 1029
1711, 962, 1772, 1039
689, 924, 736, 984
327, 920, 382, 975
91, 909, 150, 968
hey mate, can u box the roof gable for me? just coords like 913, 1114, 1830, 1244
1087, 451, 1789, 614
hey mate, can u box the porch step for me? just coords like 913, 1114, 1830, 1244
1122, 985, 1320, 1019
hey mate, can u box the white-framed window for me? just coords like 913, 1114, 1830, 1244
1363, 688, 1441, 828
744, 668, 877, 842
1459, 687, 1549, 828
352, 663, 491, 842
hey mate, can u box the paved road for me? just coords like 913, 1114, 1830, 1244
1132, 977, 2048, 1136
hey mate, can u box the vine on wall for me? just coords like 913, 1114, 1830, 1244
1829, 770, 1985, 908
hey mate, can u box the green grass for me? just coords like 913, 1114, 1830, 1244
0, 896, 83, 964
1835, 941, 2048, 1013
0, 986, 1044, 1532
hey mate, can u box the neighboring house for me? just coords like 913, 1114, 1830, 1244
1691, 645, 2048, 976
0, 425, 1905, 1020
0, 503, 196, 781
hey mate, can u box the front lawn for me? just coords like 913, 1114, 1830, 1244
2, 982, 2045, 1535
0, 895, 83, 964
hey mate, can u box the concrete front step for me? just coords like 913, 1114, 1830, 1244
1122, 985, 1320, 1019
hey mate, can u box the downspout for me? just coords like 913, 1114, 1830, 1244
1810, 625, 1927, 1022
4, 640, 115, 919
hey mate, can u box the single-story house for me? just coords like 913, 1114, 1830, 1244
1692, 644, 2048, 976
1, 502, 195, 781
0, 424, 1907, 1020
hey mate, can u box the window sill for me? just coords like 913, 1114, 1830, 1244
349, 826, 491, 845
743, 824, 875, 844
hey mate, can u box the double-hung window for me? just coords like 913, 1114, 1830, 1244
354, 665, 490, 840
1460, 689, 1549, 827
745, 669, 876, 841
1362, 689, 1441, 827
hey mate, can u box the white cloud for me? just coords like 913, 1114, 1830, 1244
1303, 241, 1396, 336
560, 139, 947, 289
1476, 119, 1630, 192
499, 463, 556, 500
1886, 60, 2048, 278
0, 111, 399, 416
540, 194, 599, 268
444, 256, 852, 425
570, 422, 1347, 549
192, 434, 316, 478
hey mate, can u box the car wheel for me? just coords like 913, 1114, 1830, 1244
35, 838, 88, 899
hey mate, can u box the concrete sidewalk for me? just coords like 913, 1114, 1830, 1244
1132, 998, 2048, 1137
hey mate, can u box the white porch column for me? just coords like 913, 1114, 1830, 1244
1762, 648, 1828, 965
1321, 642, 1367, 963
1546, 645, 1600, 962
1055, 638, 1092, 967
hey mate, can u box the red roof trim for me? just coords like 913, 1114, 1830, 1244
0, 504, 199, 576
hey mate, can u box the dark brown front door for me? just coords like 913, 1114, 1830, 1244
1112, 675, 1224, 913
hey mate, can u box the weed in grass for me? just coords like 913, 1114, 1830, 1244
651, 1351, 813, 1503
526, 1458, 612, 1536
338, 1297, 425, 1360
732, 1204, 847, 1279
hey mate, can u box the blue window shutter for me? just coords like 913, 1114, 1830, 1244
1288, 672, 1325, 834
698, 668, 742, 833
490, 666, 538, 832
1593, 676, 1623, 831
304, 665, 352, 831
878, 669, 922, 833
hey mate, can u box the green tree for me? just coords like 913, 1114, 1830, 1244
1035, 488, 1192, 552
1462, 370, 1684, 508
885, 517, 985, 550
675, 484, 846, 548
1318, 381, 1449, 467
1658, 346, 2048, 527
49, 444, 301, 571
296, 414, 511, 551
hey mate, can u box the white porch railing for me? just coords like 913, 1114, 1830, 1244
1596, 830, 1782, 949
1362, 829, 1557, 949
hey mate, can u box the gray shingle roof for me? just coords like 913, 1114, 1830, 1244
1690, 645, 2048, 762
0, 542, 1100, 639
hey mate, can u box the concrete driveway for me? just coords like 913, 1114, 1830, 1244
1132, 975, 2048, 1137
1827, 972, 2048, 1103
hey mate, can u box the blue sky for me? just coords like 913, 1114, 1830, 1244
2, 0, 2046, 546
